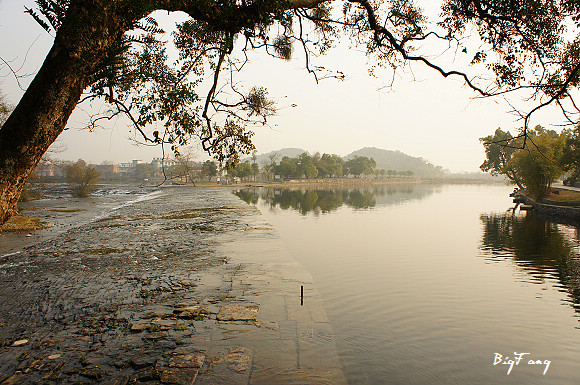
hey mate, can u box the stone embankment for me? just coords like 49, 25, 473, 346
0, 187, 345, 384
282, 177, 419, 187
516, 190, 580, 220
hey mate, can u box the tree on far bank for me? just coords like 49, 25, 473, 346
171, 153, 197, 184
296, 153, 318, 179
201, 160, 218, 181
316, 153, 343, 178
261, 152, 280, 182
344, 156, 376, 177
251, 151, 259, 181
252, 162, 260, 181
135, 163, 155, 181
274, 156, 298, 180
230, 161, 253, 181
66, 159, 100, 197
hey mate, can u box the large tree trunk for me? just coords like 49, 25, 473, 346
0, 0, 326, 225
0, 1, 131, 225
0, 47, 84, 224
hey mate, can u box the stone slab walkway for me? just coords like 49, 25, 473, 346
0, 187, 346, 384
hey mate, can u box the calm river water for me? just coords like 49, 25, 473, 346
235, 183, 580, 385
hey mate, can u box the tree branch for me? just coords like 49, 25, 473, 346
349, 0, 489, 96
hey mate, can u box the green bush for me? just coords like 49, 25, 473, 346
66, 160, 100, 197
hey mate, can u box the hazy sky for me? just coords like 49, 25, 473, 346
0, 0, 569, 172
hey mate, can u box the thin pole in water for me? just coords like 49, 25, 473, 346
301, 285, 304, 306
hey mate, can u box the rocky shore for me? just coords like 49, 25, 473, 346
0, 187, 345, 384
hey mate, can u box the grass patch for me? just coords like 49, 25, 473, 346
96, 215, 123, 222
546, 188, 580, 203
160, 207, 231, 220
50, 208, 86, 213
162, 212, 203, 220
79, 248, 123, 255
0, 215, 48, 232
19, 190, 42, 202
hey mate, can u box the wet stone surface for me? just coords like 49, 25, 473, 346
0, 187, 346, 384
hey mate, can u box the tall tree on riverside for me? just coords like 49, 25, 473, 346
479, 128, 524, 188
561, 127, 580, 185
507, 128, 565, 200
480, 126, 566, 200
2, 0, 580, 224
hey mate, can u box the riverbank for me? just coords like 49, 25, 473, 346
180, 176, 420, 189
516, 187, 580, 222
0, 187, 345, 384
169, 175, 504, 189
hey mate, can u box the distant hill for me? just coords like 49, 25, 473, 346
345, 147, 448, 178
245, 146, 449, 178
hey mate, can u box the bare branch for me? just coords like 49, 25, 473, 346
201, 35, 232, 151
522, 63, 580, 137
349, 0, 489, 96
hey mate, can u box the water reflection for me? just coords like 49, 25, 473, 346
480, 213, 580, 313
234, 184, 436, 215
235, 184, 580, 384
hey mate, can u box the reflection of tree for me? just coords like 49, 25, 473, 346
267, 189, 344, 215
234, 184, 435, 215
234, 188, 259, 205
344, 190, 376, 208
316, 190, 344, 212
480, 213, 580, 313
234, 188, 345, 214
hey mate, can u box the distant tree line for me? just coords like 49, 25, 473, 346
28, 150, 418, 192
257, 152, 414, 181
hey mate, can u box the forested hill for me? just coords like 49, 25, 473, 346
345, 147, 448, 178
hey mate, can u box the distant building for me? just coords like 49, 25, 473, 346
94, 164, 118, 176
151, 157, 178, 177
35, 162, 66, 178
151, 157, 177, 169
31, 157, 198, 181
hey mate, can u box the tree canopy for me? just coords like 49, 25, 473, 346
2, 0, 580, 223
344, 155, 376, 177
66, 159, 101, 197
315, 153, 344, 178
201, 160, 218, 181
229, 161, 254, 180
479, 128, 524, 188
480, 125, 567, 200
